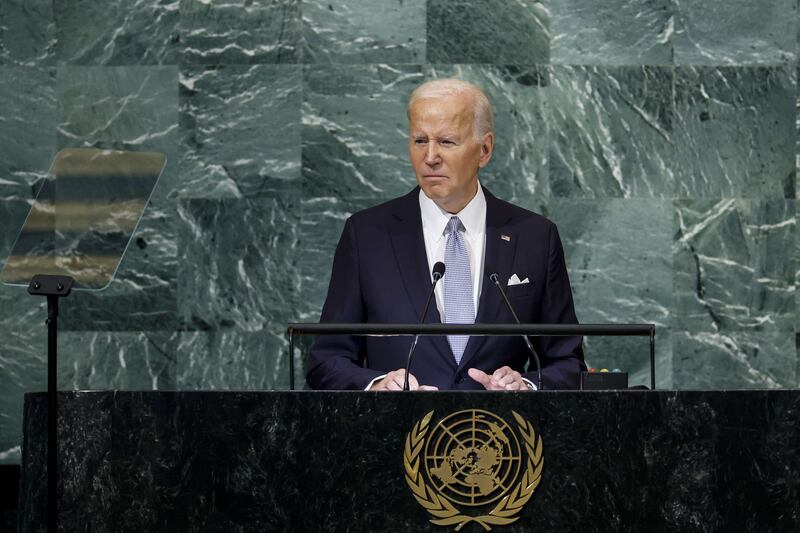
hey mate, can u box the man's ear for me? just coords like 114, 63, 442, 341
478, 131, 494, 168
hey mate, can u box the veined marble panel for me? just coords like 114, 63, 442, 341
302, 0, 425, 64
551, 0, 673, 66
58, 204, 179, 331
546, 200, 673, 325
0, 0, 54, 66
548, 199, 673, 387
673, 67, 795, 199
56, 66, 178, 152
56, 66, 179, 200
0, 66, 55, 200
296, 197, 377, 324
54, 0, 180, 65
426, 0, 549, 64
0, 322, 44, 465
178, 64, 301, 199
0, 199, 46, 465
673, 330, 796, 389
55, 66, 179, 330
176, 194, 299, 333
673, 0, 796, 66
59, 331, 178, 390
176, 330, 290, 390
582, 331, 671, 389
181, 0, 301, 64
549, 66, 675, 198
302, 64, 423, 200
673, 199, 795, 333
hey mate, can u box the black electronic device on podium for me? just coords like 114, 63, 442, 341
1, 148, 167, 532
286, 322, 656, 390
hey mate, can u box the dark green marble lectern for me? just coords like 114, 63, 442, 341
18, 391, 800, 532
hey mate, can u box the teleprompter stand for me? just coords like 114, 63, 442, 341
27, 274, 74, 533
1, 148, 167, 531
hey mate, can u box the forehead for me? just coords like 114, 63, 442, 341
408, 95, 474, 133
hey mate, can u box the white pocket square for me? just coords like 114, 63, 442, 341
507, 274, 530, 286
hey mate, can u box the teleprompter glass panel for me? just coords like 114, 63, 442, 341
1, 148, 166, 290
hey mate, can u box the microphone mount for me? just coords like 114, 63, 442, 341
403, 262, 445, 391
487, 269, 543, 391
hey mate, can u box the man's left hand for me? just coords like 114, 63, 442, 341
468, 366, 529, 391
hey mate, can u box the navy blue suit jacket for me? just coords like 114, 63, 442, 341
306, 186, 585, 390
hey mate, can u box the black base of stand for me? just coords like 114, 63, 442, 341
28, 274, 73, 533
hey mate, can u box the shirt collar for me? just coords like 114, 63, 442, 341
419, 183, 486, 241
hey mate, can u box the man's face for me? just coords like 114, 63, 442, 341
408, 94, 494, 213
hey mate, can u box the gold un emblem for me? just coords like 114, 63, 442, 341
404, 409, 544, 531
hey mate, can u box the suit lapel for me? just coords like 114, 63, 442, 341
457, 188, 518, 371
389, 189, 456, 368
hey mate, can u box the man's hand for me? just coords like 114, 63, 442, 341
370, 369, 439, 391
468, 366, 530, 391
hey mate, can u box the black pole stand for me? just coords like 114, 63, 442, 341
28, 274, 74, 533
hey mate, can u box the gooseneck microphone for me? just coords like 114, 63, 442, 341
403, 261, 446, 391
485, 266, 543, 391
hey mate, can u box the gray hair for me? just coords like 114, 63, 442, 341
407, 78, 494, 140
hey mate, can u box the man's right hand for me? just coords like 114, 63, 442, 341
370, 369, 439, 391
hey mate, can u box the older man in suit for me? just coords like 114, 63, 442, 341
306, 78, 585, 391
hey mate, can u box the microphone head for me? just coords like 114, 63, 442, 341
484, 265, 499, 282
432, 261, 446, 280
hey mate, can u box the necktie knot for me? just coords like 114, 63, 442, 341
445, 216, 464, 236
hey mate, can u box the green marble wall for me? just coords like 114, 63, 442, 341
0, 0, 797, 463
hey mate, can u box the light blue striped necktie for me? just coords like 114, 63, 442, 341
443, 216, 474, 364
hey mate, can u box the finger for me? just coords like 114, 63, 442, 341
492, 366, 513, 380
407, 372, 420, 391
496, 374, 515, 386
418, 385, 439, 391
384, 369, 411, 390
497, 371, 521, 387
382, 370, 405, 391
385, 376, 403, 390
467, 368, 492, 386
505, 380, 523, 391
483, 375, 505, 391
488, 379, 505, 391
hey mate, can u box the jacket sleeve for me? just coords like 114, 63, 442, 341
305, 217, 385, 390
523, 222, 585, 389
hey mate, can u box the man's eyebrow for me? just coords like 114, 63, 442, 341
411, 132, 457, 138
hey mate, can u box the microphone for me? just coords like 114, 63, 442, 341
403, 261, 446, 391
484, 266, 543, 391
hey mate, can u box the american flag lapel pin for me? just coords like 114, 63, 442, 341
501, 234, 511, 242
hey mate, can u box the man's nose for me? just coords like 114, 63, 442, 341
424, 142, 440, 165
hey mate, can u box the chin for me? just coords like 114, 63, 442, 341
420, 182, 450, 198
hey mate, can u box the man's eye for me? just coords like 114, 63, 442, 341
414, 139, 427, 145
440, 140, 455, 146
